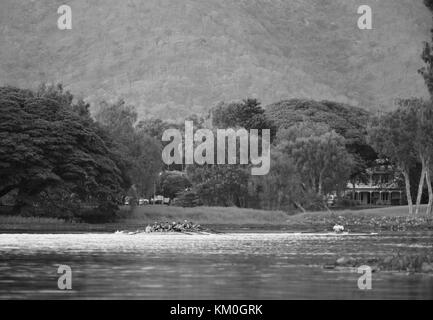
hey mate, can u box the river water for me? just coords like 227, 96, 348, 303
0, 232, 432, 299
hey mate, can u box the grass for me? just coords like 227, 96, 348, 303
120, 205, 290, 225
0, 206, 291, 233
0, 215, 67, 225
0, 215, 90, 232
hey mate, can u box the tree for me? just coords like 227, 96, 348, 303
418, 0, 433, 215
266, 99, 377, 185
130, 131, 162, 197
95, 100, 163, 197
210, 98, 277, 141
136, 117, 173, 140
95, 99, 138, 146
187, 164, 249, 207
159, 171, 192, 199
368, 108, 417, 215
136, 116, 201, 171
173, 189, 202, 207
276, 123, 354, 198
419, 0, 433, 96
396, 99, 433, 215
0, 85, 130, 219
250, 148, 307, 211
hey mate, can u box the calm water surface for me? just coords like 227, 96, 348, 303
0, 232, 432, 299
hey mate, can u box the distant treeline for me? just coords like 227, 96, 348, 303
1, 83, 433, 221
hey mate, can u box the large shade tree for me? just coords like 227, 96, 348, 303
0, 85, 131, 218
276, 123, 354, 198
266, 99, 377, 186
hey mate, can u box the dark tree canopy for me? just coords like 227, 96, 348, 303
425, 0, 433, 12
265, 99, 377, 181
159, 170, 192, 199
210, 98, 277, 141
0, 85, 131, 218
265, 99, 371, 141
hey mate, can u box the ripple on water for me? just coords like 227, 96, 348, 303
0, 232, 432, 299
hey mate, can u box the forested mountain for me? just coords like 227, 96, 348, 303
0, 0, 430, 119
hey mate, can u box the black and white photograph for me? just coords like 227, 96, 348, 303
0, 0, 433, 304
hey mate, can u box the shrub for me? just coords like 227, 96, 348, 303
172, 190, 202, 208
335, 198, 358, 208
74, 202, 119, 223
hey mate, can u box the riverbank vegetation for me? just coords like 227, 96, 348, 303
0, 80, 432, 222
290, 206, 433, 232
1, 205, 432, 233
0, 79, 378, 220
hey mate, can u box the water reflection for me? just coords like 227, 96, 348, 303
0, 233, 432, 299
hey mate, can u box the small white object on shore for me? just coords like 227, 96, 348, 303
333, 224, 345, 233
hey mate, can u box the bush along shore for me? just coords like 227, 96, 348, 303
328, 253, 433, 274
289, 215, 433, 232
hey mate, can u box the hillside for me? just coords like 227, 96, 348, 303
0, 0, 431, 120
266, 99, 371, 133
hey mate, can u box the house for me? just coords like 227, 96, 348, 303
345, 163, 405, 206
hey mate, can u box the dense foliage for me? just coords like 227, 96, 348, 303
266, 99, 376, 183
159, 171, 192, 199
276, 123, 354, 196
95, 100, 163, 199
0, 85, 131, 221
211, 98, 277, 141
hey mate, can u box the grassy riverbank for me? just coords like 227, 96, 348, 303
0, 206, 290, 233
0, 205, 432, 233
